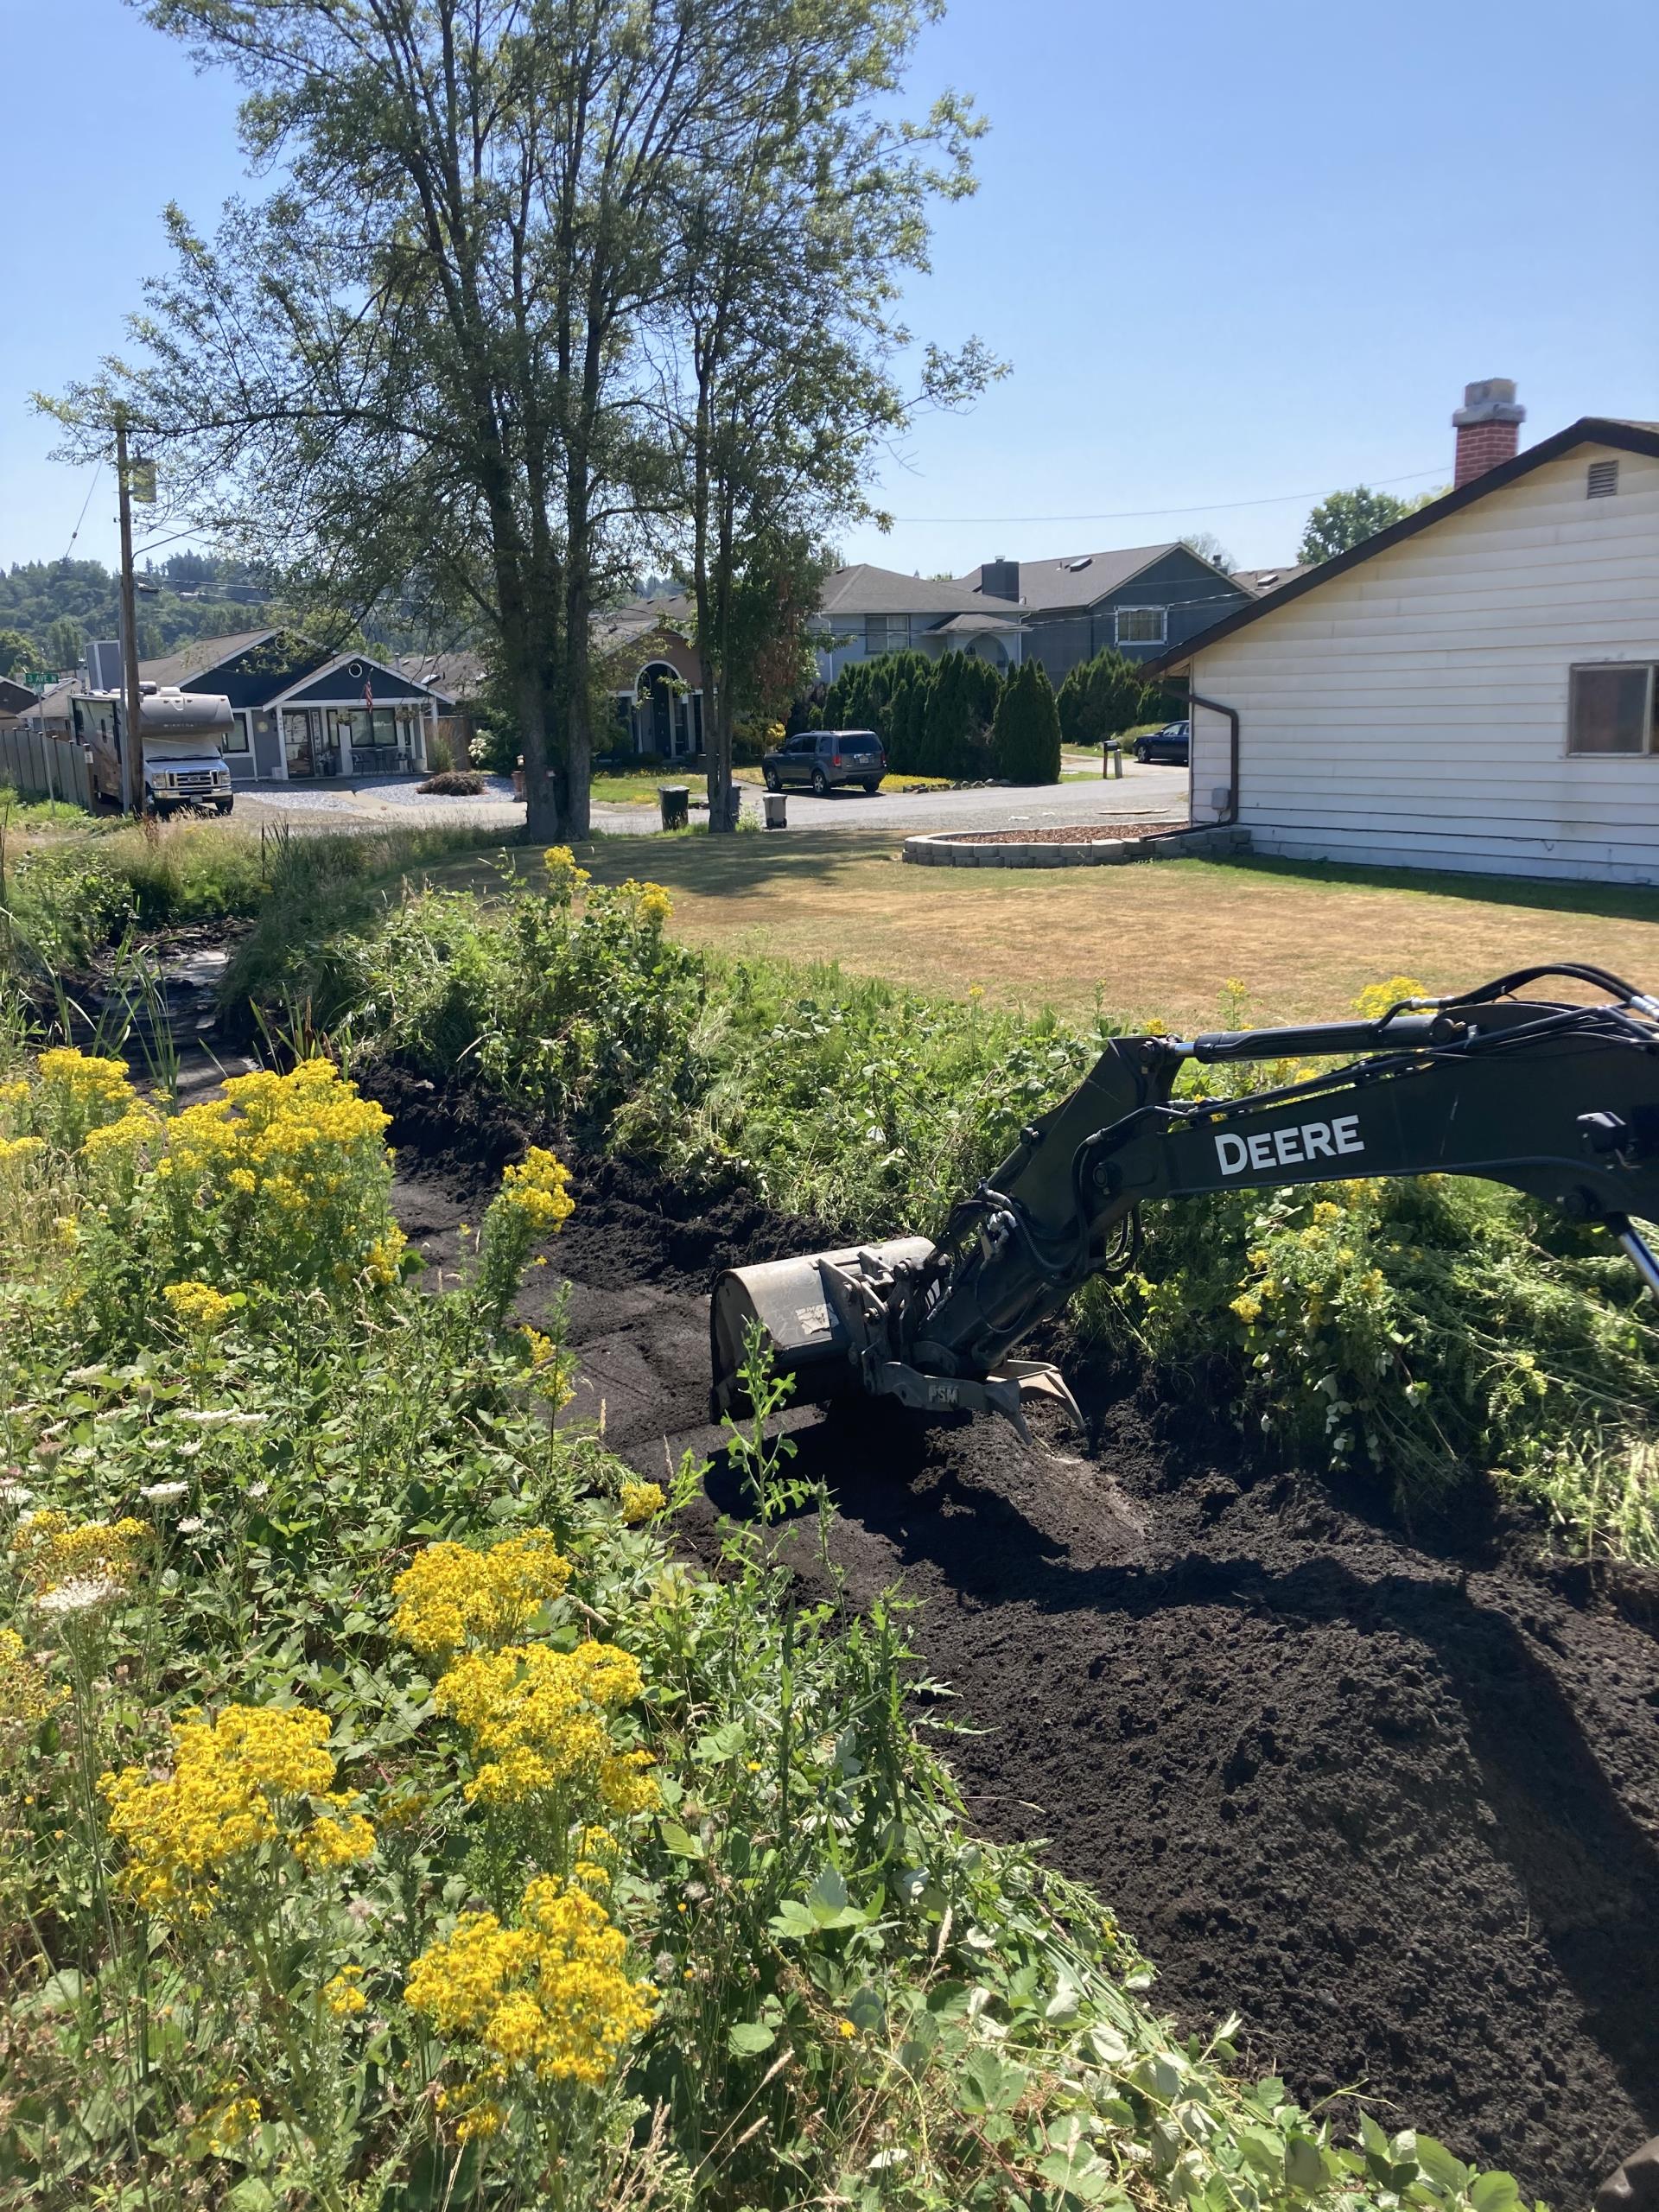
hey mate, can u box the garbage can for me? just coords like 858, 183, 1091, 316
1104, 743, 1122, 780
721, 785, 743, 830
658, 784, 690, 830
763, 791, 788, 830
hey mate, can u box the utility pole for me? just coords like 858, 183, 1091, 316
115, 408, 143, 817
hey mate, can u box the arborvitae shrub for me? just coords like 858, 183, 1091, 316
992, 660, 1063, 783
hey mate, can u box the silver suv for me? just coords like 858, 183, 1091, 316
761, 729, 886, 795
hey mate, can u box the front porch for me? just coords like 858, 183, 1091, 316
228, 655, 442, 784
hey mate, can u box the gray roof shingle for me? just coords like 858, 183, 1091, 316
137, 630, 279, 687
819, 564, 989, 618
957, 544, 1179, 613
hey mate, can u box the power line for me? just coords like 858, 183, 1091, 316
60, 463, 102, 564
886, 465, 1447, 528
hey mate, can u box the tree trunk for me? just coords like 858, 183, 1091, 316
564, 590, 593, 842
704, 499, 736, 833
518, 663, 561, 842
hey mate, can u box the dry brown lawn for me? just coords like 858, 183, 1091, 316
430, 829, 1659, 1033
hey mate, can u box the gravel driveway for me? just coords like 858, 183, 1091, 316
232, 761, 1189, 837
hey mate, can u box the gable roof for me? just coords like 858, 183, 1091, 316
1151, 418, 1659, 673
958, 543, 1184, 613
819, 564, 988, 619
137, 629, 281, 688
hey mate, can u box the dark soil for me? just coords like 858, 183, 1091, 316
374, 1064, 1659, 2208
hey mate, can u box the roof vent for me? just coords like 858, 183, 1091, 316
1586, 459, 1619, 499
1255, 571, 1279, 588
1064, 556, 1093, 572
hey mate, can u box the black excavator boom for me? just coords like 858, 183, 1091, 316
710, 965, 1659, 1433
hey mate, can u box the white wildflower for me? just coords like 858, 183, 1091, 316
35, 1575, 121, 1617
140, 1482, 190, 1506
247, 1481, 270, 1501
176, 1409, 267, 1429
0, 1479, 34, 1508
63, 1364, 111, 1386
176, 1517, 206, 1536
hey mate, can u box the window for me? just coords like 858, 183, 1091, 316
1568, 664, 1656, 755
1586, 459, 1619, 499
865, 615, 909, 655
222, 711, 249, 754
1115, 606, 1167, 646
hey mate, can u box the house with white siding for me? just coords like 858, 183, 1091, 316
1152, 389, 1659, 887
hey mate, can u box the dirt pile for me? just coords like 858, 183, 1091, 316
378, 1071, 1659, 2208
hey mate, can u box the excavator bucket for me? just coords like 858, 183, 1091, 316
709, 1236, 935, 1420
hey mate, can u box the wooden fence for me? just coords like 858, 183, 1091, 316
0, 728, 92, 810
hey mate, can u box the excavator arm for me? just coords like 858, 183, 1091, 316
710, 965, 1659, 1435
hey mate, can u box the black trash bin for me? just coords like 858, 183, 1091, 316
658, 784, 690, 830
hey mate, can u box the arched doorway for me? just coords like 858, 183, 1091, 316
636, 662, 678, 755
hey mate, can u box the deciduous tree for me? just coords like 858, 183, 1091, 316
1298, 486, 1415, 563
49, 0, 925, 839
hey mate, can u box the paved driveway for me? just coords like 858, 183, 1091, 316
232, 761, 1189, 837
733, 762, 1186, 837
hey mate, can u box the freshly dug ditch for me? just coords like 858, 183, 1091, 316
376, 1068, 1659, 2208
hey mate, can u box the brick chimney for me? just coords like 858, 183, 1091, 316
1452, 378, 1525, 487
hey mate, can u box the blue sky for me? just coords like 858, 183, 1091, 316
3, 0, 1656, 581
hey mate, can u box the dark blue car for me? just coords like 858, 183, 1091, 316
1134, 720, 1190, 766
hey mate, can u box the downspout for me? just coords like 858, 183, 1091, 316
1168, 676, 1239, 829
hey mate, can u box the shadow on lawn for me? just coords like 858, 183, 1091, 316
1205, 851, 1659, 930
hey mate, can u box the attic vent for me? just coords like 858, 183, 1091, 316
1255, 571, 1280, 587
1587, 459, 1619, 499
1064, 556, 1093, 573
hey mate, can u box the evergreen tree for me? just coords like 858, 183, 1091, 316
922, 652, 972, 777
992, 658, 1062, 783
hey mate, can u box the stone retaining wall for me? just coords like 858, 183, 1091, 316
902, 823, 1252, 869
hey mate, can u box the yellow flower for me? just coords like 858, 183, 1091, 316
391, 1530, 572, 1661
838, 2018, 856, 2039
204, 2093, 261, 2156
1353, 975, 1427, 1022
12, 1510, 147, 1597
33, 1049, 138, 1147
405, 1873, 656, 2096
0, 1627, 66, 1738
619, 1481, 664, 1526
99, 1704, 345, 1913
497, 1148, 575, 1236
435, 2081, 508, 2141
162, 1280, 237, 1332
1230, 1293, 1262, 1325
296, 1811, 377, 1870
322, 1966, 369, 2018
543, 846, 593, 905
0, 1135, 46, 1166
521, 1325, 556, 1369
430, 1639, 652, 1811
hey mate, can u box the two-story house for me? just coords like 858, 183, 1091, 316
956, 544, 1253, 686
811, 565, 1027, 681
